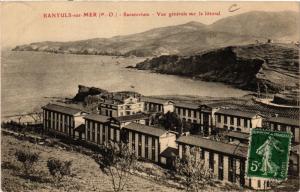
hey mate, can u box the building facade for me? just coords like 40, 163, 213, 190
265, 116, 299, 144
142, 97, 175, 114
84, 114, 110, 145
176, 135, 270, 190
122, 123, 177, 163
42, 103, 87, 139
214, 109, 262, 133
99, 96, 144, 117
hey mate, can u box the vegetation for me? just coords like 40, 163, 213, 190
175, 146, 214, 192
94, 141, 137, 192
47, 158, 72, 182
15, 150, 40, 177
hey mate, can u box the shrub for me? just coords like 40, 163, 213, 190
47, 158, 72, 182
94, 141, 137, 192
15, 150, 39, 176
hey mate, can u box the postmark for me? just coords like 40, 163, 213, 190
246, 129, 292, 180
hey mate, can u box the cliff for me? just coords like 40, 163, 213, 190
135, 43, 299, 93
73, 85, 109, 102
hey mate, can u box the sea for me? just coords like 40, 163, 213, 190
1, 51, 250, 118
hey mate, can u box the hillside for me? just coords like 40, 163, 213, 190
135, 43, 299, 93
12, 11, 299, 57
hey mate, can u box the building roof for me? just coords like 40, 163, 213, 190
224, 131, 250, 140
123, 123, 167, 137
42, 103, 83, 116
112, 113, 149, 122
84, 114, 110, 123
175, 102, 199, 110
160, 147, 178, 158
176, 135, 248, 158
141, 97, 173, 105
215, 109, 259, 119
267, 116, 299, 127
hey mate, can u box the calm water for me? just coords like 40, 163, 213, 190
1, 51, 249, 116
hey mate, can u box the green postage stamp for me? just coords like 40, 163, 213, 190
246, 129, 292, 180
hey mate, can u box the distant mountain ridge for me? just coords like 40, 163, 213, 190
12, 11, 299, 57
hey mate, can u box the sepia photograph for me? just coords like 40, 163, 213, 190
1, 1, 299, 191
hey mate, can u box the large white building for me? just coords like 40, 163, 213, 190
265, 116, 299, 144
142, 97, 175, 114
177, 135, 271, 190
42, 103, 87, 139
214, 109, 262, 133
99, 95, 144, 117
84, 114, 110, 145
123, 122, 177, 163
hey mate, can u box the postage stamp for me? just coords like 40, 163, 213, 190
246, 129, 292, 180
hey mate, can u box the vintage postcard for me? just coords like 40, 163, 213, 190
1, 1, 299, 192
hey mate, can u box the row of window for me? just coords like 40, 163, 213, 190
175, 107, 198, 118
44, 110, 74, 134
131, 132, 156, 161
181, 145, 245, 186
146, 103, 163, 112
270, 123, 297, 142
218, 115, 251, 128
86, 120, 110, 144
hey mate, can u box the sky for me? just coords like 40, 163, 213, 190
1, 1, 299, 48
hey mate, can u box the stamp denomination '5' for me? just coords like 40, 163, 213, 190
246, 129, 292, 180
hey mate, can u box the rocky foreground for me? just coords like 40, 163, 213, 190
135, 43, 299, 93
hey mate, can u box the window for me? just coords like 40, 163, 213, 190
138, 134, 142, 157
230, 116, 234, 125
237, 118, 241, 126
218, 155, 224, 180
183, 109, 186, 116
188, 110, 191, 117
152, 137, 156, 161
102, 125, 106, 144
228, 157, 236, 183
193, 110, 197, 118
92, 123, 95, 142
109, 110, 112, 117
258, 180, 261, 188
114, 129, 117, 141
145, 135, 148, 159
291, 127, 295, 142
240, 160, 245, 186
236, 128, 241, 132
209, 151, 214, 171
224, 115, 227, 124
87, 125, 90, 141
200, 149, 205, 159
97, 125, 100, 144
132, 132, 135, 151
218, 115, 221, 123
